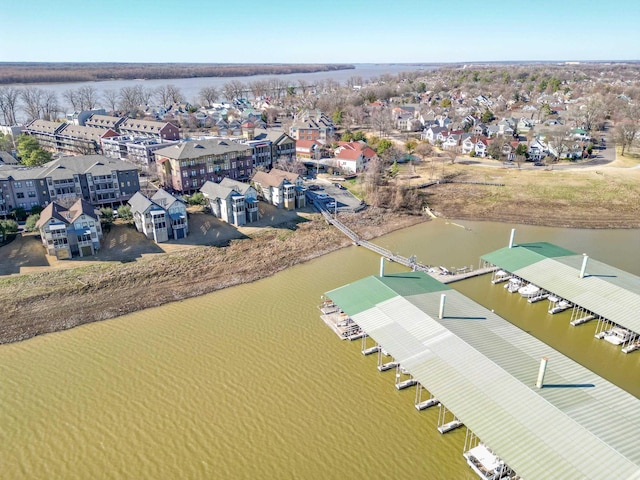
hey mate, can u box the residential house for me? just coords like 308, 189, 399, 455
334, 141, 377, 173
118, 118, 180, 141
251, 128, 296, 165
295, 139, 321, 159
528, 138, 548, 161
128, 191, 175, 243
439, 130, 464, 151
220, 178, 259, 223
150, 188, 189, 239
83, 114, 126, 130
517, 117, 534, 133
200, 180, 252, 226
420, 126, 447, 143
251, 169, 305, 210
154, 140, 253, 194
461, 136, 489, 157
35, 198, 103, 259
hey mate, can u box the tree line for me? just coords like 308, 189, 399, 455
0, 63, 355, 85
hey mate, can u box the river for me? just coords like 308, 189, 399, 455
6, 63, 430, 118
1, 219, 639, 479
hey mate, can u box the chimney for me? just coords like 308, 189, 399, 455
536, 357, 548, 388
438, 294, 446, 319
380, 257, 385, 277
579, 254, 589, 278
508, 228, 516, 249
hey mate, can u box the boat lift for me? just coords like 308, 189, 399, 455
414, 383, 439, 411
394, 364, 417, 390
437, 404, 463, 434
360, 334, 380, 356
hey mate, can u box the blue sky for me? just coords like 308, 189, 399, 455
3, 0, 639, 63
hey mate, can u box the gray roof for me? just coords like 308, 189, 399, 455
0, 151, 18, 165
219, 177, 253, 195
151, 188, 184, 209
0, 155, 135, 182
326, 272, 640, 480
128, 191, 161, 214
154, 139, 251, 160
482, 243, 640, 334
25, 119, 64, 134
59, 124, 112, 141
200, 180, 237, 200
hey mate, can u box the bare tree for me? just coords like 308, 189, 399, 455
0, 87, 21, 125
154, 85, 172, 107
248, 80, 268, 99
614, 104, 640, 156
199, 86, 219, 107
166, 84, 183, 104
62, 89, 80, 111
222, 80, 245, 102
41, 90, 59, 120
370, 108, 393, 137
119, 85, 147, 115
102, 89, 120, 112
21, 87, 45, 121
78, 86, 99, 110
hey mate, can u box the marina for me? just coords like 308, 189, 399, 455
481, 229, 640, 355
321, 269, 640, 479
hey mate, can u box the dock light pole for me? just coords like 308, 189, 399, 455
579, 254, 589, 278
380, 257, 385, 277
536, 357, 548, 389
438, 294, 446, 319
508, 228, 516, 249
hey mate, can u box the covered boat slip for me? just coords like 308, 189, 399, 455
326, 272, 640, 480
480, 242, 640, 336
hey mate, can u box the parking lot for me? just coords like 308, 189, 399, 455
306, 178, 363, 212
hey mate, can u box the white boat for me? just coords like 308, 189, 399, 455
549, 299, 572, 314
548, 294, 560, 303
464, 444, 514, 479
504, 278, 522, 293
518, 283, 541, 298
602, 327, 633, 346
491, 270, 511, 284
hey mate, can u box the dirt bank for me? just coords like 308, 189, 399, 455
0, 209, 424, 345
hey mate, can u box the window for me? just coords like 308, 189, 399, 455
16, 192, 24, 199
14, 182, 22, 188
182, 170, 189, 178
28, 191, 36, 198
25, 181, 34, 187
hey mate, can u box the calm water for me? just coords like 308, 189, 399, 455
7, 63, 428, 117
1, 219, 639, 479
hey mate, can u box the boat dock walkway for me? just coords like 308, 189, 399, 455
321, 210, 496, 283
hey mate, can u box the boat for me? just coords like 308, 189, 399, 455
463, 443, 514, 479
548, 299, 572, 314
602, 327, 633, 346
518, 283, 541, 298
491, 270, 511, 284
547, 294, 560, 303
504, 278, 522, 293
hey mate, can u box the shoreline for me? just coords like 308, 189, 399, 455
1, 202, 639, 346
0, 209, 424, 345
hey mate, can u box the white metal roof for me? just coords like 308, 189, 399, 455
328, 273, 640, 479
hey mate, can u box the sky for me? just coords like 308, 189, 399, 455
3, 0, 639, 64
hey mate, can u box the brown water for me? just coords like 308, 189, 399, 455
1, 220, 639, 479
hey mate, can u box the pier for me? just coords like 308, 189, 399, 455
481, 233, 640, 355
321, 209, 496, 284
322, 271, 640, 480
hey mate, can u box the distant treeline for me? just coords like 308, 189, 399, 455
0, 63, 356, 85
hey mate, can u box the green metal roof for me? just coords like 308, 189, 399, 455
326, 271, 449, 316
326, 272, 640, 480
482, 243, 640, 333
481, 242, 575, 272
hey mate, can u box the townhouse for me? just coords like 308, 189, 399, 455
289, 110, 335, 143
35, 198, 103, 259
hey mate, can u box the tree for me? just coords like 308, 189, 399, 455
352, 131, 367, 141
102, 89, 120, 112
26, 148, 52, 166
0, 132, 14, 152
199, 86, 219, 106
0, 219, 18, 242
0, 87, 20, 125
116, 205, 132, 221
370, 109, 392, 138
21, 87, 45, 121
481, 108, 494, 123
25, 214, 40, 232
16, 135, 40, 161
222, 80, 245, 102
78, 86, 99, 110
11, 207, 27, 222
332, 109, 343, 125
41, 90, 59, 121
515, 143, 528, 157
376, 138, 394, 156
187, 192, 206, 206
